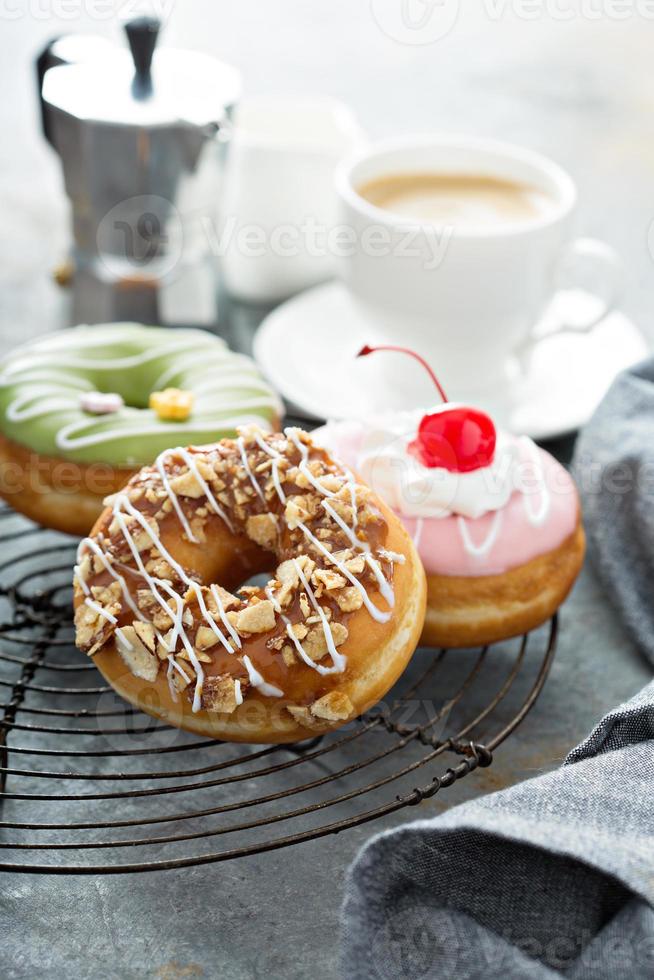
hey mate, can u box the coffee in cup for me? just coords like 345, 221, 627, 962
356, 172, 555, 230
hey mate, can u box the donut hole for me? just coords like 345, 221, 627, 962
238, 571, 273, 593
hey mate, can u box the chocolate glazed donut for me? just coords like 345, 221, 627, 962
73, 426, 426, 743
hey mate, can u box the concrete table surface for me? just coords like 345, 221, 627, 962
1, 5, 653, 979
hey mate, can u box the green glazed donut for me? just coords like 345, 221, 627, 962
0, 324, 282, 468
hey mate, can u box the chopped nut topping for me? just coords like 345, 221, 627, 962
201, 675, 242, 714
195, 625, 219, 652
246, 513, 278, 549
178, 647, 212, 664
168, 469, 205, 498
234, 600, 276, 635
335, 587, 364, 612
289, 622, 308, 641
145, 557, 175, 581
310, 690, 354, 721
207, 585, 240, 613
286, 704, 320, 727
132, 620, 156, 653
284, 494, 319, 530
302, 622, 348, 662
171, 660, 195, 692
116, 625, 159, 681
282, 646, 296, 666
312, 568, 346, 592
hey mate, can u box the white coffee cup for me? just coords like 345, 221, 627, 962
335, 135, 621, 399
219, 94, 366, 304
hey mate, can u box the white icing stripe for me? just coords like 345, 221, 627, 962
271, 460, 287, 505
187, 581, 234, 654
285, 427, 340, 498
77, 538, 143, 623
241, 654, 283, 698
175, 448, 234, 533
74, 564, 90, 596
457, 511, 504, 558
166, 657, 179, 703
286, 427, 363, 549
265, 585, 282, 614
344, 467, 358, 532
520, 437, 551, 527
55, 411, 276, 452
322, 500, 369, 554
111, 501, 206, 711
249, 429, 287, 504
364, 554, 395, 609
296, 520, 392, 624
293, 559, 346, 674
413, 518, 424, 549
156, 450, 197, 543
237, 435, 266, 503
210, 585, 242, 650
84, 597, 117, 624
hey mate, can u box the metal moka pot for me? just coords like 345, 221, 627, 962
38, 19, 241, 326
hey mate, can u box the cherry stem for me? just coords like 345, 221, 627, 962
357, 344, 448, 403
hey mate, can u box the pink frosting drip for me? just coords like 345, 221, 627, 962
314, 420, 580, 577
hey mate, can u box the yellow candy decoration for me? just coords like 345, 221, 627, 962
149, 388, 194, 421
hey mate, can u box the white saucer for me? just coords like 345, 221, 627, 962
253, 281, 649, 440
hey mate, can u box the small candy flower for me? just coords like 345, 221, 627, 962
80, 391, 125, 415
149, 388, 194, 421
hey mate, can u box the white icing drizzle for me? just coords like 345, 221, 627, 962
209, 585, 242, 650
55, 411, 277, 452
166, 657, 179, 703
84, 597, 117, 624
264, 584, 282, 614
249, 428, 287, 504
175, 447, 234, 533
241, 654, 283, 698
379, 549, 407, 565
292, 558, 346, 674
322, 500, 369, 554
187, 581, 234, 654
156, 450, 197, 543
237, 435, 266, 503
519, 437, 551, 527
285, 427, 340, 498
74, 564, 90, 596
364, 554, 395, 609
271, 460, 287, 505
413, 518, 424, 550
77, 537, 143, 624
110, 500, 206, 711
457, 511, 504, 558
296, 520, 392, 624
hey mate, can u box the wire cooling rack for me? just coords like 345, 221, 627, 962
0, 504, 557, 875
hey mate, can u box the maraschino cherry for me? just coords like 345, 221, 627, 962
356, 344, 497, 473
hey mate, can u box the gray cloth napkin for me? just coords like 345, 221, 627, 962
341, 360, 654, 979
342, 681, 654, 978
573, 357, 654, 666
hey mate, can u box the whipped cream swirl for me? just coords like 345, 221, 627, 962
329, 409, 521, 520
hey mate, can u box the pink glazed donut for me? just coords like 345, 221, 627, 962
314, 406, 585, 649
